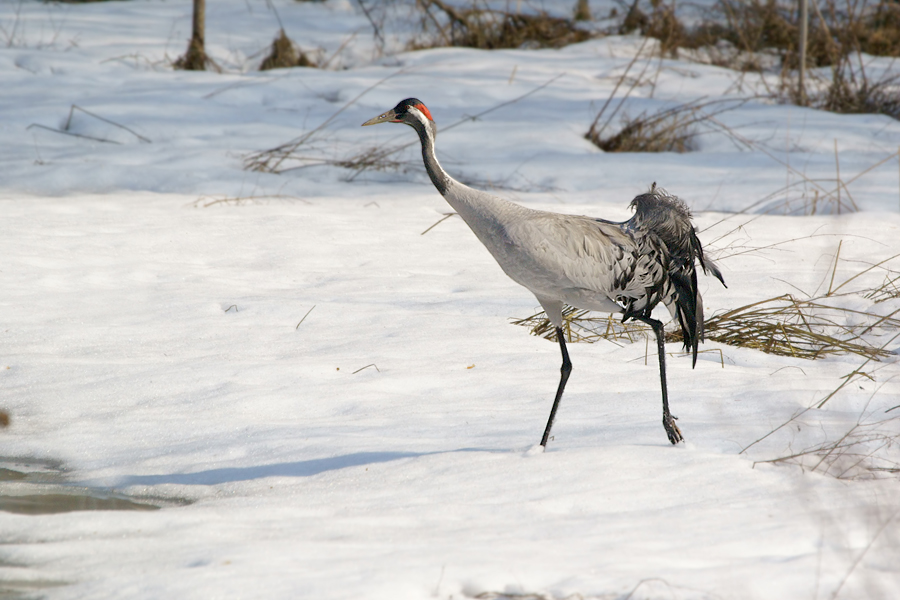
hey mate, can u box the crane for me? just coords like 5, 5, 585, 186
362, 98, 726, 448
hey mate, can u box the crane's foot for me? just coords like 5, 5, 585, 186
663, 413, 683, 445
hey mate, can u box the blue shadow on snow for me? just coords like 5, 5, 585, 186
118, 448, 494, 487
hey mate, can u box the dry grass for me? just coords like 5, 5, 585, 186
27, 104, 151, 145
512, 293, 900, 361
620, 0, 690, 57
865, 275, 900, 304
470, 578, 718, 600
744, 369, 900, 479
244, 72, 563, 176
190, 194, 311, 208
736, 284, 900, 481
697, 119, 900, 215
587, 97, 750, 153
809, 57, 900, 119
511, 306, 653, 345
581, 37, 757, 154
242, 71, 403, 174
614, 0, 900, 118
512, 256, 900, 363
624, 0, 900, 64
409, 0, 590, 51
472, 592, 585, 600
573, 0, 592, 23
753, 405, 900, 479
173, 38, 209, 71
583, 43, 752, 153
682, 293, 900, 360
259, 29, 314, 70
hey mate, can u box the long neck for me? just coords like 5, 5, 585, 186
405, 112, 533, 281
409, 118, 450, 196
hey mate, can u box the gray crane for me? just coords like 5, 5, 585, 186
363, 98, 726, 448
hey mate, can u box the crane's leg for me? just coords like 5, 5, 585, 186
540, 326, 572, 447
636, 317, 683, 445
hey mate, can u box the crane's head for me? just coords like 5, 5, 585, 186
362, 98, 434, 128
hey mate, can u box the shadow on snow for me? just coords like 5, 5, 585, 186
117, 448, 499, 487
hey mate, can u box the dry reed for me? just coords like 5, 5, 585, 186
259, 29, 314, 70
512, 270, 900, 362
411, 0, 590, 51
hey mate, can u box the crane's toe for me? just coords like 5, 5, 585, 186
663, 414, 683, 445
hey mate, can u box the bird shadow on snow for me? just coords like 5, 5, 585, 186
117, 448, 500, 487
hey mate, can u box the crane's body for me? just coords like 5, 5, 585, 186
363, 98, 726, 447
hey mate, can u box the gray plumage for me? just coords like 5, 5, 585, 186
363, 98, 726, 448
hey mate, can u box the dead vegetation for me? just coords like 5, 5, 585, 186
190, 194, 311, 208
586, 95, 750, 153
512, 306, 654, 345
813, 55, 900, 118
681, 120, 900, 216
675, 293, 900, 360
512, 247, 900, 364
409, 0, 590, 50
27, 104, 151, 145
243, 73, 393, 174
865, 274, 900, 303
615, 0, 900, 117
244, 1, 899, 174
624, 0, 900, 65
582, 40, 753, 153
174, 0, 219, 72
243, 72, 563, 176
397, 0, 898, 66
259, 29, 315, 70
512, 291, 900, 361
753, 408, 900, 478
742, 349, 900, 480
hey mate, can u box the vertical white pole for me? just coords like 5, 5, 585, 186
799, 0, 808, 105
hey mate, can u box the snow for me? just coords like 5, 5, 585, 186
1, 1, 899, 598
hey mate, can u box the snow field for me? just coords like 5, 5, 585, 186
1, 1, 899, 598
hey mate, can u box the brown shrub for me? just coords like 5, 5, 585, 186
412, 0, 590, 50
260, 29, 314, 71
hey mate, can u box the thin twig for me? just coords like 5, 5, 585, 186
817, 330, 900, 408
245, 68, 408, 172
296, 305, 316, 329
64, 104, 151, 143
586, 36, 652, 139
356, 0, 385, 53
421, 213, 457, 235
344, 72, 566, 181
830, 509, 899, 599
25, 123, 120, 144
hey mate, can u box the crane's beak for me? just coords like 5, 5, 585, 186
361, 109, 397, 126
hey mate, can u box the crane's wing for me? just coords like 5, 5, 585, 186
500, 212, 665, 314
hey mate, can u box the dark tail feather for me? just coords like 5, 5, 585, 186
676, 230, 726, 367
670, 268, 702, 367
694, 230, 727, 288
629, 186, 727, 367
668, 230, 724, 368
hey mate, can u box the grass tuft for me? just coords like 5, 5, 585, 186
587, 102, 702, 153
754, 413, 900, 478
410, 0, 590, 51
512, 261, 900, 362
679, 294, 900, 360
260, 29, 314, 70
